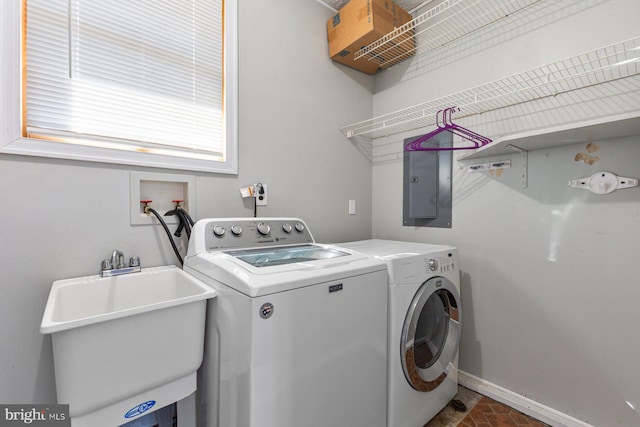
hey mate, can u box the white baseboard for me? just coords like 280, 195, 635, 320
458, 370, 594, 427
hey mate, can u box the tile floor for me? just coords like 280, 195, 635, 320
425, 387, 550, 427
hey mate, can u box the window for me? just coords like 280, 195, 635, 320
1, 0, 237, 173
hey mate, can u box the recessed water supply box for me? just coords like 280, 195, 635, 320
130, 172, 196, 226
40, 266, 216, 426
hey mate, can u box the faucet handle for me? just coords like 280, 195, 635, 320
129, 256, 140, 267
101, 259, 113, 271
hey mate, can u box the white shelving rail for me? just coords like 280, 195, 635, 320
341, 36, 640, 140
355, 0, 542, 70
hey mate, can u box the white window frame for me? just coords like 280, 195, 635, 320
1, 0, 238, 174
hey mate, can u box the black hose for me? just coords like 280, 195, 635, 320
165, 208, 192, 239
178, 208, 195, 226
175, 209, 192, 239
174, 221, 185, 238
147, 207, 184, 266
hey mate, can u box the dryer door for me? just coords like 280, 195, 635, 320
401, 276, 461, 391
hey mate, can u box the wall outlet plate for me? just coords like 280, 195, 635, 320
255, 184, 268, 206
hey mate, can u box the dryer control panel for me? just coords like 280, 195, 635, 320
203, 218, 314, 250
423, 252, 456, 276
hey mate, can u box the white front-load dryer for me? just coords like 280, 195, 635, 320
340, 240, 461, 427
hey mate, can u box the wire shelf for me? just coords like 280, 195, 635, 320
341, 36, 640, 139
354, 0, 542, 69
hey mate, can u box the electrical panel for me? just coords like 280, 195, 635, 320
403, 132, 452, 228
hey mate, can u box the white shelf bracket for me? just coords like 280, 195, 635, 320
506, 144, 528, 188
520, 151, 528, 189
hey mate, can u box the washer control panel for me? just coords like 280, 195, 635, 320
204, 218, 313, 250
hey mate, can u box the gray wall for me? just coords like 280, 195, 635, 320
4, 1, 640, 425
0, 0, 374, 403
371, 0, 640, 425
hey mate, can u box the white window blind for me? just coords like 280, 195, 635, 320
24, 0, 234, 170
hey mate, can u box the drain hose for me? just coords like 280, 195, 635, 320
146, 207, 184, 266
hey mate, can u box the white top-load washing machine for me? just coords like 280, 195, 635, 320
183, 218, 388, 427
340, 240, 462, 427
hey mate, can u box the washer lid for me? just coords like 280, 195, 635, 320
226, 244, 348, 268
184, 219, 386, 296
185, 244, 386, 297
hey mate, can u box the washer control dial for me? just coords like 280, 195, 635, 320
257, 222, 271, 235
213, 225, 225, 237
428, 258, 439, 272
204, 219, 314, 250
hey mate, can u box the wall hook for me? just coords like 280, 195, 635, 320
568, 172, 638, 194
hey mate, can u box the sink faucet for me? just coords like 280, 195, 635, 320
111, 250, 125, 269
101, 250, 141, 277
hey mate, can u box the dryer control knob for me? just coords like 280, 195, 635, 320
257, 222, 271, 235
428, 258, 439, 272
213, 225, 226, 237
295, 223, 305, 232
282, 223, 293, 233
230, 225, 243, 235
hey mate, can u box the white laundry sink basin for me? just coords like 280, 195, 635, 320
40, 265, 216, 426
41, 265, 215, 333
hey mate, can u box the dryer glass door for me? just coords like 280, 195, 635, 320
401, 277, 461, 391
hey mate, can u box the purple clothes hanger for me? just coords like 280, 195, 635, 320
407, 109, 447, 150
442, 107, 492, 145
406, 107, 492, 151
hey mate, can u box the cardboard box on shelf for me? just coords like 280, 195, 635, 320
327, 0, 414, 74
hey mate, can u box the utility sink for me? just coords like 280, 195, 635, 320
41, 265, 215, 333
40, 265, 216, 426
